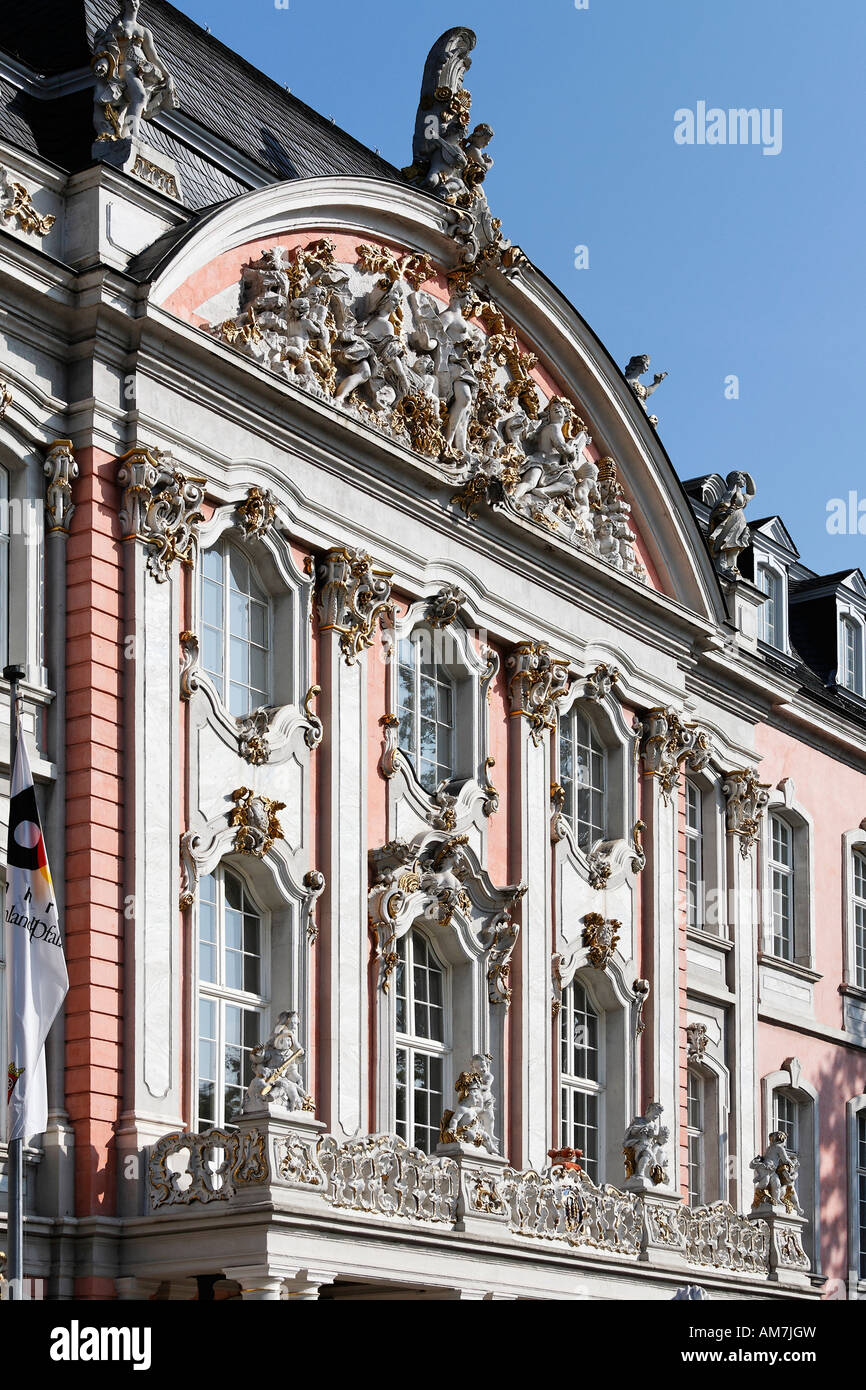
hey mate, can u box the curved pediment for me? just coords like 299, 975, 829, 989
145, 177, 726, 625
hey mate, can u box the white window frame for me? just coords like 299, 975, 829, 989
200, 539, 272, 718
559, 704, 608, 854
195, 864, 270, 1131
686, 1067, 706, 1205
840, 612, 865, 696
396, 632, 457, 794
755, 557, 788, 652
684, 779, 704, 933
394, 928, 451, 1154
0, 463, 9, 665
760, 790, 815, 971
768, 812, 795, 961
559, 975, 606, 1183
847, 1095, 866, 1292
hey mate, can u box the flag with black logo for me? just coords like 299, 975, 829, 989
5, 714, 67, 1142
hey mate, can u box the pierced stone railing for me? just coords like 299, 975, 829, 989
145, 1128, 771, 1280
279, 1131, 459, 1224
497, 1167, 644, 1258
147, 1128, 268, 1208
681, 1202, 770, 1274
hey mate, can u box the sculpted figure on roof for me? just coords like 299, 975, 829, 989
92, 0, 178, 144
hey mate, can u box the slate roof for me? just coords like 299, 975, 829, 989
0, 0, 401, 210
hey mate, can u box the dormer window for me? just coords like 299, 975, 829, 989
756, 562, 783, 648
841, 616, 864, 695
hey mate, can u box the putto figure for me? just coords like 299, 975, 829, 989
244, 1011, 315, 1114
751, 1130, 804, 1215
439, 1053, 499, 1153
623, 1100, 669, 1185
91, 0, 178, 145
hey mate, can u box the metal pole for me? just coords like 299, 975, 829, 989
4, 662, 26, 1301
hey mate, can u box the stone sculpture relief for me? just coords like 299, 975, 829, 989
91, 0, 178, 145
208, 238, 646, 582
0, 165, 55, 238
721, 768, 771, 858
117, 448, 206, 582
44, 441, 79, 535
244, 1011, 315, 1114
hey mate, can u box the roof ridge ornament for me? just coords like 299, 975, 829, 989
624, 355, 668, 430
403, 28, 527, 290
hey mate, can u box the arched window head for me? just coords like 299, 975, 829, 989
197, 866, 268, 1129
201, 542, 271, 716
756, 563, 783, 648
396, 632, 456, 793
842, 617, 864, 696
560, 707, 607, 852
395, 929, 449, 1153
559, 979, 604, 1181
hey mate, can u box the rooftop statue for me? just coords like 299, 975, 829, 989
624, 354, 668, 429
705, 470, 757, 579
91, 0, 178, 146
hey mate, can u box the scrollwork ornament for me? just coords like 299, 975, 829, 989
117, 448, 206, 583
229, 788, 285, 858
317, 547, 394, 665
0, 165, 55, 237
638, 707, 712, 803
482, 756, 499, 816
583, 913, 620, 970
43, 440, 79, 534
237, 709, 271, 765
507, 641, 570, 745
302, 684, 323, 749
179, 631, 201, 701
302, 869, 325, 946
0, 380, 11, 418
721, 768, 771, 858
379, 713, 403, 779
426, 583, 467, 629
235, 485, 277, 540
585, 663, 620, 701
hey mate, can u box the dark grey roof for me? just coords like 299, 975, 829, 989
0, 0, 402, 210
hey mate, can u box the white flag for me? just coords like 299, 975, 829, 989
5, 713, 67, 1143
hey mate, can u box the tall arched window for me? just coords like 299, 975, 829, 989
858, 1111, 866, 1281
201, 543, 271, 716
756, 563, 783, 648
687, 1069, 706, 1204
559, 707, 607, 852
396, 633, 456, 793
842, 617, 864, 695
768, 813, 794, 960
197, 866, 268, 1129
854, 851, 866, 990
395, 929, 449, 1152
0, 464, 8, 664
559, 979, 604, 1181
684, 780, 704, 932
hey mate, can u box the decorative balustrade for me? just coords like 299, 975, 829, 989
145, 1127, 771, 1280
498, 1167, 643, 1258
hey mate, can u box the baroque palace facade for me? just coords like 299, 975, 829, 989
1, 2, 865, 1302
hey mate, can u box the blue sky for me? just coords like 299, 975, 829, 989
173, 0, 865, 577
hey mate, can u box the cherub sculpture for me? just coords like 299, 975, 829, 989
440, 1054, 499, 1153
244, 1011, 314, 1114
623, 1101, 668, 1184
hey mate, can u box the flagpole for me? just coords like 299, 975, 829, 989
4, 662, 26, 1301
